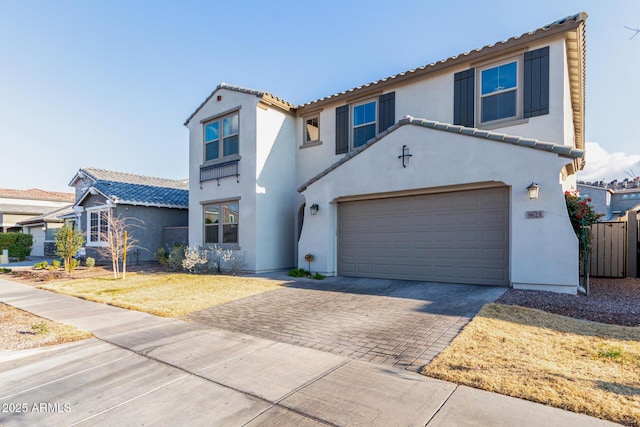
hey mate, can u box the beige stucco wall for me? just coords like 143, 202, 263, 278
299, 125, 579, 293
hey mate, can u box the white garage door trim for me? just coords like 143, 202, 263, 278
338, 187, 509, 286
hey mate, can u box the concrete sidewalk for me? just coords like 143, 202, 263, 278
0, 279, 619, 426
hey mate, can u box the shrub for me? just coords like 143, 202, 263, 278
85, 257, 95, 268
154, 244, 185, 271
0, 267, 10, 273
288, 268, 310, 278
31, 322, 48, 335
34, 261, 48, 270
0, 232, 33, 260
50, 259, 61, 270
311, 272, 325, 280
54, 224, 85, 274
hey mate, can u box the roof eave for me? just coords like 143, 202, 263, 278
184, 83, 296, 126
298, 12, 586, 113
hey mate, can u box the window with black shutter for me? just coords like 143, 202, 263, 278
454, 69, 475, 127
335, 105, 349, 154
523, 46, 550, 118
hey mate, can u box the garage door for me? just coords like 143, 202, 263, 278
338, 187, 509, 286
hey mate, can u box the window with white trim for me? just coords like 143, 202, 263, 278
204, 201, 239, 245
204, 112, 239, 162
479, 60, 519, 123
352, 100, 376, 148
87, 207, 110, 246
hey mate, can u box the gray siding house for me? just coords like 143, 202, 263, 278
68, 168, 188, 263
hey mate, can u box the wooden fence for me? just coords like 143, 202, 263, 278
588, 211, 639, 278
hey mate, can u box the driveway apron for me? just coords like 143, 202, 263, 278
184, 277, 507, 371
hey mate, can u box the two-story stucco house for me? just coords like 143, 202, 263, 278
185, 13, 587, 294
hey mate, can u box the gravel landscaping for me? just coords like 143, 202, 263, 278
496, 277, 640, 327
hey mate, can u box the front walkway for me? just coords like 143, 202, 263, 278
185, 277, 506, 371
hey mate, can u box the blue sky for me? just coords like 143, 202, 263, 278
1, 0, 639, 192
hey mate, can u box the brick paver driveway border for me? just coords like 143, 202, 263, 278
184, 277, 506, 371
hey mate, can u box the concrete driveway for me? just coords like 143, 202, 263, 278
184, 277, 507, 371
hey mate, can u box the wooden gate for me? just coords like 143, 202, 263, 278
589, 222, 626, 277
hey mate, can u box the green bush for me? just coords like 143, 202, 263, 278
311, 272, 325, 280
85, 257, 95, 268
288, 268, 310, 278
0, 267, 11, 273
34, 261, 48, 269
51, 259, 61, 270
0, 232, 33, 260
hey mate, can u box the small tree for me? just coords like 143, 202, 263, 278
54, 224, 85, 274
94, 214, 143, 279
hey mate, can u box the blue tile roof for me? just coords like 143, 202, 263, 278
93, 180, 188, 208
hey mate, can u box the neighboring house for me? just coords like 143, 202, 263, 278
578, 178, 640, 220
0, 188, 74, 234
68, 167, 189, 263
16, 205, 74, 256
185, 13, 587, 293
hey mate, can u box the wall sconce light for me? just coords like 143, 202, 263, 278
527, 183, 540, 200
310, 203, 319, 215
41, 226, 47, 232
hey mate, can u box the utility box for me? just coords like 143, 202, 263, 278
0, 249, 8, 265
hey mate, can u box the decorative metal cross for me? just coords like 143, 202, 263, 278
398, 145, 412, 168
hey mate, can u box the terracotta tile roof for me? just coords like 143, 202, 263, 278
0, 188, 75, 202
184, 82, 297, 126
298, 116, 585, 193
298, 12, 587, 109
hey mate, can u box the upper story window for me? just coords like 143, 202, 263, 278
480, 61, 518, 123
352, 100, 377, 148
453, 46, 550, 129
335, 92, 394, 155
204, 112, 239, 162
305, 115, 319, 143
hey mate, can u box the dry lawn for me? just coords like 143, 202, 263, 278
422, 303, 640, 426
0, 303, 92, 351
38, 272, 287, 317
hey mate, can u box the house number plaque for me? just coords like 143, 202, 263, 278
526, 211, 545, 219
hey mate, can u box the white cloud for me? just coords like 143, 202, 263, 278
578, 142, 640, 182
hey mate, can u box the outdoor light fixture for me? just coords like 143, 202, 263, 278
527, 182, 540, 200
310, 203, 319, 215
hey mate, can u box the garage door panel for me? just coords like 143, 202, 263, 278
338, 187, 509, 286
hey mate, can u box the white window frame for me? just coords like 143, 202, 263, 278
477, 57, 523, 126
203, 200, 239, 247
203, 111, 239, 162
86, 206, 110, 247
351, 99, 377, 149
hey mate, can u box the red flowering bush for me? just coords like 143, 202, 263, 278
564, 191, 604, 251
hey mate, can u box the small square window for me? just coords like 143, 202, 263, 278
305, 116, 319, 143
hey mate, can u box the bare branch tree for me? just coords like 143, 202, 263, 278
94, 212, 144, 279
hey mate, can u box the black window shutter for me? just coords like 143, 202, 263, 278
523, 46, 550, 118
453, 69, 475, 127
378, 92, 395, 133
335, 105, 349, 154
